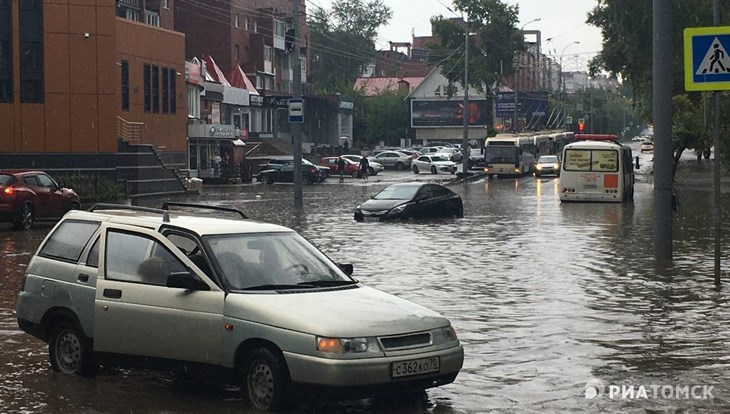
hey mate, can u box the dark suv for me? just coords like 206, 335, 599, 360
0, 171, 80, 230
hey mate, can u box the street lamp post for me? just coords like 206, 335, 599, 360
513, 18, 541, 133
559, 41, 580, 130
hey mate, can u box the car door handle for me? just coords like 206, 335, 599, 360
103, 289, 122, 299
78, 273, 89, 283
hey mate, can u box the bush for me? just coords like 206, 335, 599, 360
59, 174, 126, 204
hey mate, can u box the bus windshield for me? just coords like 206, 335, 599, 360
564, 149, 618, 172
485, 146, 519, 164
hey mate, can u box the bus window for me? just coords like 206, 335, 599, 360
592, 150, 618, 172
564, 149, 592, 171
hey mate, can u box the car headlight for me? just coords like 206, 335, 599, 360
554, 163, 560, 169
389, 204, 406, 214
536, 165, 543, 170
431, 325, 459, 345
316, 336, 381, 354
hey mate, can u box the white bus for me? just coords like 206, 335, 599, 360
559, 136, 635, 203
483, 134, 535, 177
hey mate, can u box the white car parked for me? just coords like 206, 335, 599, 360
412, 154, 458, 174
435, 147, 463, 163
418, 146, 444, 155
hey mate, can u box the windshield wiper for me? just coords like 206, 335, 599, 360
240, 284, 314, 291
298, 280, 357, 287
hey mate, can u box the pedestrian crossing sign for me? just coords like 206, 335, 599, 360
685, 26, 730, 91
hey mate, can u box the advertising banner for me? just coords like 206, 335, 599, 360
411, 99, 490, 128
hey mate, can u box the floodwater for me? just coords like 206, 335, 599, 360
2, 148, 730, 413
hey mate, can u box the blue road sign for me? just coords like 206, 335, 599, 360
684, 26, 730, 91
289, 99, 304, 123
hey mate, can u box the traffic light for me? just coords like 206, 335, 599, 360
578, 118, 585, 132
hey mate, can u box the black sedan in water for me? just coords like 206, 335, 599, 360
354, 183, 463, 221
257, 163, 320, 185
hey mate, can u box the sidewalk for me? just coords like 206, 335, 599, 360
674, 157, 730, 194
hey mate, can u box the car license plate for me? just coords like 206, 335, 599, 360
391, 357, 440, 378
584, 184, 597, 189
363, 216, 380, 222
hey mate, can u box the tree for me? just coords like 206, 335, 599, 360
360, 90, 410, 147
427, 0, 523, 96
586, 1, 730, 172
308, 0, 392, 94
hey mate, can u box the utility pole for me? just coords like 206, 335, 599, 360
461, 17, 470, 176
653, 0, 672, 262
713, 0, 722, 286
292, 0, 303, 208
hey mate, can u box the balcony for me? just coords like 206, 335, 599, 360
118, 0, 140, 10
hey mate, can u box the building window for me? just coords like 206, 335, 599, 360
244, 16, 249, 31
19, 0, 44, 103
145, 11, 159, 27
300, 57, 306, 74
169, 68, 176, 114
274, 19, 285, 37
187, 85, 199, 119
235, 13, 239, 28
253, 19, 257, 33
121, 61, 129, 111
0, 0, 12, 103
162, 0, 169, 9
235, 44, 240, 60
264, 46, 272, 63
162, 67, 169, 113
143, 64, 151, 112
152, 65, 159, 112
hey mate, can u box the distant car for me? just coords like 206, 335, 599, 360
640, 141, 654, 153
370, 151, 413, 170
354, 183, 463, 222
262, 158, 330, 182
419, 146, 445, 155
341, 155, 384, 176
412, 154, 457, 174
0, 171, 80, 230
319, 156, 360, 178
257, 163, 320, 185
534, 155, 561, 177
435, 147, 463, 163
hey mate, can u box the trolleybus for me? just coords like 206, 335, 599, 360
483, 134, 535, 177
559, 134, 635, 203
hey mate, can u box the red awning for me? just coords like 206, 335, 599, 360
228, 65, 259, 95
203, 55, 230, 86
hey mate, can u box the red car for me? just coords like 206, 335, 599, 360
318, 156, 361, 178
0, 171, 80, 230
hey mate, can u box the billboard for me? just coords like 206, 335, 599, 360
411, 99, 490, 128
496, 92, 549, 118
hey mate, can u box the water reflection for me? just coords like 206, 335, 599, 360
1, 167, 730, 413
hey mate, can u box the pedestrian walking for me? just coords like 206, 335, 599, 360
359, 156, 369, 181
337, 156, 346, 183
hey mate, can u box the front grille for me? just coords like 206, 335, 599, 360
380, 332, 431, 349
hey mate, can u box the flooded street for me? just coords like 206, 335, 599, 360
2, 148, 730, 413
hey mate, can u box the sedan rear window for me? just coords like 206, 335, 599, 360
0, 174, 17, 186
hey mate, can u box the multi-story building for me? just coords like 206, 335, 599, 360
0, 0, 188, 197
174, 0, 311, 141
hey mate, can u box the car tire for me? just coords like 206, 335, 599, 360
48, 321, 96, 376
242, 347, 292, 412
431, 166, 437, 174
412, 165, 419, 174
12, 203, 34, 231
264, 175, 275, 185
368, 167, 375, 176
395, 162, 405, 170
305, 176, 314, 185
351, 171, 359, 179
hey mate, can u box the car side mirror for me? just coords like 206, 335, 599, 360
167, 271, 210, 291
338, 263, 354, 276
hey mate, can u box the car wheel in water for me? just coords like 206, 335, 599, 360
242, 347, 292, 412
396, 162, 405, 170
49, 321, 96, 376
431, 166, 437, 174
265, 175, 275, 185
412, 165, 419, 174
352, 171, 359, 178
368, 167, 375, 176
12, 203, 34, 231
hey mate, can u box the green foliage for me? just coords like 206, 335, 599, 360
428, 0, 523, 96
308, 0, 392, 94
59, 174, 126, 204
360, 90, 410, 147
559, 87, 645, 138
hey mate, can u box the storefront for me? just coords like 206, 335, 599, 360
187, 124, 237, 179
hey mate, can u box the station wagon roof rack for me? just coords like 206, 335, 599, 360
161, 202, 248, 219
87, 203, 170, 222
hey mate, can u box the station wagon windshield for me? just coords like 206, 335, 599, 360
204, 232, 352, 290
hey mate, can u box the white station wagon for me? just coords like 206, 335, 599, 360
16, 203, 464, 411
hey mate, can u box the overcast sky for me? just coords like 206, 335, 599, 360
312, 0, 603, 72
